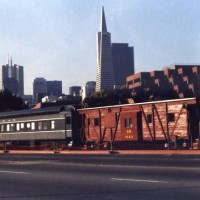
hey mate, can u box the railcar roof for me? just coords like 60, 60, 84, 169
0, 105, 74, 119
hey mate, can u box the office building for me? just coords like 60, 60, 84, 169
96, 7, 134, 91
69, 86, 81, 96
82, 81, 96, 100
47, 80, 62, 97
33, 78, 47, 104
0, 58, 24, 96
96, 7, 115, 91
112, 43, 134, 87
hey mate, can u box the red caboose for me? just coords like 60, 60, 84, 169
79, 98, 200, 149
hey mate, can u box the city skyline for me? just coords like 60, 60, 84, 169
0, 0, 200, 94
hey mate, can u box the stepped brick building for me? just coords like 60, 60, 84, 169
126, 64, 200, 98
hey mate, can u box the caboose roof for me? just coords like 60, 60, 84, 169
78, 97, 196, 111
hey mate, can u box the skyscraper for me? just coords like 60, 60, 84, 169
112, 43, 134, 87
47, 80, 62, 97
96, 7, 115, 92
33, 78, 47, 104
0, 58, 24, 96
69, 86, 81, 96
96, 7, 134, 91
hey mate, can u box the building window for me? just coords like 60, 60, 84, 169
51, 121, 55, 130
147, 114, 152, 123
124, 118, 133, 128
38, 122, 42, 130
31, 122, 35, 130
94, 118, 99, 126
168, 113, 175, 122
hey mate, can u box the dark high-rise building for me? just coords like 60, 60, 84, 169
33, 78, 47, 104
96, 7, 134, 91
112, 43, 134, 87
0, 58, 24, 96
69, 86, 81, 96
47, 80, 62, 97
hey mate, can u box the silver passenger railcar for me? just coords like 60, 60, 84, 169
0, 105, 82, 149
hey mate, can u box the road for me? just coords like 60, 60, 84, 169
0, 153, 200, 199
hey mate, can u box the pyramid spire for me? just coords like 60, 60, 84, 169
101, 6, 107, 32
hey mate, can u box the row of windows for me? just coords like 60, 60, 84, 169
91, 117, 133, 128
147, 113, 175, 124
90, 113, 175, 128
0, 121, 56, 133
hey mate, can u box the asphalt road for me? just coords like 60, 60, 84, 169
0, 154, 200, 200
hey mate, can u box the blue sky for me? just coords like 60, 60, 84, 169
0, 0, 200, 94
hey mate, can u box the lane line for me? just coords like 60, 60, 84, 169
0, 170, 29, 174
111, 178, 168, 183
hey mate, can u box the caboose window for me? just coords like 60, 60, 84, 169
124, 118, 133, 128
147, 114, 152, 123
94, 118, 99, 126
51, 121, 55, 129
168, 113, 175, 122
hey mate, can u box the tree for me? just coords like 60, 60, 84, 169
0, 89, 27, 112
82, 89, 132, 108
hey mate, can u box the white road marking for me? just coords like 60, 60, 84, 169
111, 178, 168, 183
0, 170, 29, 174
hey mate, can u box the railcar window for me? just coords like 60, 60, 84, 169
21, 123, 24, 129
31, 122, 35, 130
51, 121, 55, 129
6, 124, 10, 132
16, 123, 20, 131
0, 125, 4, 132
26, 123, 31, 129
124, 118, 133, 128
42, 121, 48, 130
38, 122, 42, 130
10, 124, 15, 132
94, 118, 99, 126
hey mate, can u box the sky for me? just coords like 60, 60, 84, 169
1, 0, 200, 95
